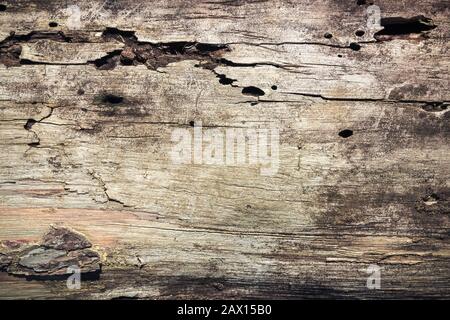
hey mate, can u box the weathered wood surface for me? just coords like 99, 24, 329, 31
0, 0, 449, 299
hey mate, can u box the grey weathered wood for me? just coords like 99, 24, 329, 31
0, 0, 449, 299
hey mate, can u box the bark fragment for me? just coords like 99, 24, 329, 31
2, 226, 101, 278
0, 253, 12, 270
42, 225, 92, 251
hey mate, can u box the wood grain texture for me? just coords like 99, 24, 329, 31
0, 0, 449, 299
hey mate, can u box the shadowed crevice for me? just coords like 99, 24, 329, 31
375, 15, 437, 41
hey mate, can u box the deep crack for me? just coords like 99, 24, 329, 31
91, 27, 230, 71
24, 107, 54, 150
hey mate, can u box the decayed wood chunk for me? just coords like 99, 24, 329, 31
3, 226, 101, 277
42, 225, 92, 251
0, 253, 12, 270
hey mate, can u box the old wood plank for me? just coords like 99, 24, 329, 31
0, 0, 449, 299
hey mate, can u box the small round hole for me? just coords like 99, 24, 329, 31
337, 54, 343, 58
49, 22, 58, 28
324, 33, 333, 39
189, 120, 195, 127
423, 193, 439, 204
355, 30, 365, 37
77, 89, 85, 95
339, 129, 353, 138
350, 43, 361, 51
0, 4, 6, 11
242, 86, 265, 97
102, 94, 123, 104
357, 0, 366, 5
271, 85, 278, 90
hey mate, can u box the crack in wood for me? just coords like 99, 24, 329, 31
86, 169, 130, 208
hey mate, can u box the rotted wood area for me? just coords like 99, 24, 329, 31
0, 0, 449, 299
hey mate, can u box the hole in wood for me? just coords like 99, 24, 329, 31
423, 193, 439, 206
242, 86, 265, 97
350, 43, 361, 51
24, 119, 37, 130
355, 30, 365, 37
28, 142, 40, 147
339, 129, 353, 138
271, 85, 278, 90
422, 102, 448, 112
217, 74, 236, 85
102, 94, 124, 104
324, 33, 333, 39
49, 22, 58, 28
